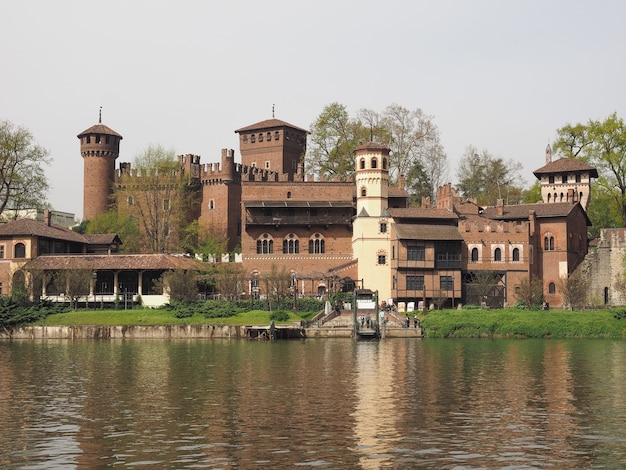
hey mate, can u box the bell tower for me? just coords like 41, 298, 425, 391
78, 109, 123, 220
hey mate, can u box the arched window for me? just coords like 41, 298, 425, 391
548, 282, 556, 294
512, 247, 520, 262
360, 158, 365, 169
544, 234, 555, 251
283, 233, 299, 254
471, 247, 479, 262
361, 187, 367, 197
494, 247, 502, 262
309, 233, 325, 254
382, 158, 387, 169
547, 193, 551, 203
256, 234, 273, 254
14, 242, 26, 258
371, 158, 377, 169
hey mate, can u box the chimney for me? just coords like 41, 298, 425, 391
496, 199, 504, 216
43, 209, 52, 226
397, 173, 405, 190
421, 196, 431, 209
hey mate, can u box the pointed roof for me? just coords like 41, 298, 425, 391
533, 157, 597, 178
234, 118, 307, 134
77, 123, 123, 139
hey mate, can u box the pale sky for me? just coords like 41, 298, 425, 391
2, 0, 625, 220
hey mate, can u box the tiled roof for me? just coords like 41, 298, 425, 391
389, 207, 458, 220
235, 119, 308, 133
84, 233, 122, 245
355, 142, 389, 152
22, 254, 210, 271
393, 223, 464, 241
482, 202, 577, 219
77, 123, 123, 138
0, 219, 87, 243
388, 186, 409, 197
533, 157, 598, 177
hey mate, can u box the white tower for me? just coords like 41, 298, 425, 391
352, 142, 392, 300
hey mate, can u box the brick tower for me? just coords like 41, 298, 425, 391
78, 110, 123, 220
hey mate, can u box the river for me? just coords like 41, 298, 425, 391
1, 338, 625, 468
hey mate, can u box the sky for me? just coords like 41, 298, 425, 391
2, 0, 626, 220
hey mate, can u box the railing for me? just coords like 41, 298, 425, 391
246, 214, 352, 226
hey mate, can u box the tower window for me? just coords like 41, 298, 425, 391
360, 159, 365, 170
287, 191, 291, 199
371, 158, 377, 169
243, 135, 248, 143
512, 247, 520, 262
267, 132, 271, 141
562, 174, 567, 183
361, 187, 367, 197
377, 253, 386, 265
0, 245, 4, 258
259, 133, 263, 142
380, 223, 387, 233
127, 195, 134, 206
283, 233, 299, 254
548, 282, 556, 294
544, 234, 555, 251
471, 247, 479, 262
209, 199, 215, 210
95, 135, 101, 144
86, 136, 91, 144
14, 243, 26, 258
494, 247, 502, 262
251, 135, 256, 143
274, 131, 280, 140
265, 161, 270, 169
549, 175, 554, 184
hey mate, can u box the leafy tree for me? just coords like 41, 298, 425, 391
514, 277, 544, 308
521, 181, 542, 204
554, 113, 626, 225
116, 145, 192, 253
180, 220, 228, 261
456, 146, 524, 206
306, 103, 364, 178
586, 181, 622, 238
87, 209, 141, 252
55, 263, 93, 310
405, 161, 432, 206
0, 120, 51, 219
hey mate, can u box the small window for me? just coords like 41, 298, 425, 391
287, 191, 292, 199
512, 247, 520, 262
544, 235, 555, 251
267, 132, 272, 141
377, 254, 386, 265
494, 247, 502, 262
576, 174, 581, 183
14, 243, 26, 259
209, 199, 215, 210
380, 223, 387, 233
0, 245, 4, 258
243, 135, 248, 143
382, 158, 387, 169
251, 162, 257, 168
265, 161, 270, 169
251, 135, 256, 143
95, 135, 101, 144
361, 187, 367, 197
562, 174, 567, 183
259, 133, 264, 142
471, 247, 479, 262
549, 175, 554, 184
106, 136, 110, 144
163, 222, 170, 237
274, 131, 280, 140
371, 158, 377, 169
86, 136, 91, 144
548, 282, 556, 294
360, 159, 366, 170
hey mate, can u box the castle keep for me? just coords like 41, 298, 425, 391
78, 116, 598, 309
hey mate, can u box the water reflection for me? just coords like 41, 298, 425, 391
1, 339, 626, 468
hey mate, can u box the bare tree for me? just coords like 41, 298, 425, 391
514, 277, 544, 308
156, 269, 199, 303
558, 273, 588, 310
214, 263, 246, 300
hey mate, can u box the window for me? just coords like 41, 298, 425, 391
0, 245, 4, 258
371, 158, 377, 169
265, 161, 270, 169
377, 254, 386, 265
259, 133, 263, 142
243, 135, 248, 143
127, 195, 134, 206
380, 223, 387, 233
309, 233, 325, 253
283, 233, 299, 254
251, 134, 256, 143
274, 131, 280, 140
406, 275, 424, 290
209, 199, 215, 210
267, 132, 272, 141
470, 247, 479, 262
440, 276, 453, 291
548, 282, 556, 294
95, 135, 101, 144
562, 174, 567, 183
382, 158, 387, 169
494, 247, 502, 262
257, 234, 273, 254
576, 174, 581, 183
548, 175, 554, 184
14, 243, 26, 258
544, 235, 555, 251
287, 191, 292, 199
512, 247, 520, 262
407, 245, 425, 261
360, 159, 365, 169
361, 187, 367, 197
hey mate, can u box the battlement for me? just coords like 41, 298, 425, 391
458, 219, 529, 234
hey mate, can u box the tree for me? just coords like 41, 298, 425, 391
405, 161, 432, 206
157, 269, 199, 303
554, 113, 626, 225
116, 145, 193, 253
59, 263, 93, 310
465, 271, 500, 307
180, 220, 228, 261
262, 264, 292, 305
306, 103, 364, 178
0, 120, 51, 219
214, 264, 246, 300
514, 277, 544, 308
87, 210, 142, 253
558, 273, 588, 310
456, 146, 524, 206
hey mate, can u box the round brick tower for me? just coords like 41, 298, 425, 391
78, 113, 123, 220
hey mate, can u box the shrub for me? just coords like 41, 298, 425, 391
270, 310, 290, 322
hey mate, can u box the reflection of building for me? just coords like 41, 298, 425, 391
74, 115, 598, 308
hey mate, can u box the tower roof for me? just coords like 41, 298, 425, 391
234, 118, 307, 134
77, 123, 123, 139
533, 157, 597, 178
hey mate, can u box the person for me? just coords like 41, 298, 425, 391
405, 314, 410, 328
413, 314, 418, 328
360, 316, 365, 327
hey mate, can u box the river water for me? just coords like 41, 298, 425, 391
1, 338, 625, 469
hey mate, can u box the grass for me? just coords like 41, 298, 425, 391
36, 308, 304, 327
32, 306, 626, 338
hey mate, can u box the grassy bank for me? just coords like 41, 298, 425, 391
32, 307, 626, 338
421, 308, 626, 338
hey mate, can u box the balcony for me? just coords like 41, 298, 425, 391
246, 214, 353, 226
